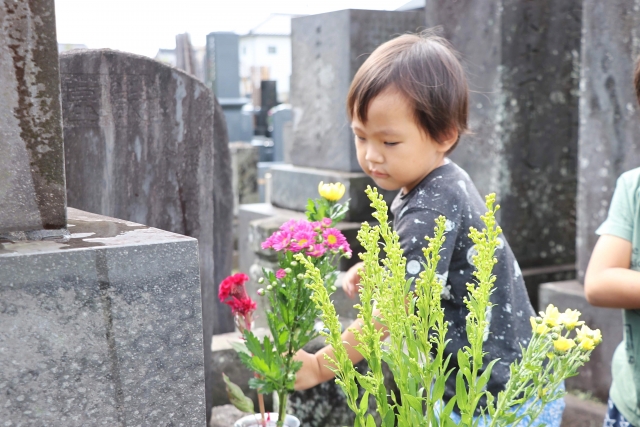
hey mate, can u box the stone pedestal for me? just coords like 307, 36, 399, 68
269, 164, 397, 222
0, 208, 205, 426
0, 0, 66, 233
539, 281, 622, 401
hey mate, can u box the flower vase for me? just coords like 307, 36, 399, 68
233, 413, 300, 427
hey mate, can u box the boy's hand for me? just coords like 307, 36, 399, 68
293, 349, 323, 391
342, 262, 364, 299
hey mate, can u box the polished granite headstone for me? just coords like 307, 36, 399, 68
0, 0, 67, 233
425, 0, 582, 271
0, 208, 205, 426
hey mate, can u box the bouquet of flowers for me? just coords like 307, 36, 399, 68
220, 181, 352, 427
296, 187, 602, 427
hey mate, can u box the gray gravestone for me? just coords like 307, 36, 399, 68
206, 32, 251, 142
0, 0, 67, 233
425, 0, 581, 273
1, 209, 206, 426
289, 9, 424, 172
269, 104, 293, 162
175, 33, 196, 77
576, 0, 640, 280
256, 80, 278, 136
59, 49, 233, 422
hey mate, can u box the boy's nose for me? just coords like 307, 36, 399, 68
365, 147, 383, 163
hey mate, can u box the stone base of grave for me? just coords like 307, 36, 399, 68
0, 208, 205, 425
269, 164, 397, 222
523, 264, 576, 311
561, 393, 607, 427
539, 280, 623, 402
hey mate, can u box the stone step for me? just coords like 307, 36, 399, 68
561, 393, 607, 427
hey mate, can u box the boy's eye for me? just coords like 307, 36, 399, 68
356, 135, 366, 141
384, 141, 399, 146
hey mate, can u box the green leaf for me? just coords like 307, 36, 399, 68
476, 359, 499, 393
383, 408, 396, 427
222, 373, 254, 413
365, 414, 376, 427
230, 340, 251, 356
455, 369, 468, 408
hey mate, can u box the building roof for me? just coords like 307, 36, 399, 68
244, 13, 304, 37
395, 0, 425, 11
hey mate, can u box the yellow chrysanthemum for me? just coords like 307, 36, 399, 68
318, 181, 346, 202
559, 309, 584, 330
553, 336, 576, 354
592, 328, 602, 345
540, 304, 561, 328
579, 338, 596, 351
530, 317, 550, 335
575, 325, 602, 347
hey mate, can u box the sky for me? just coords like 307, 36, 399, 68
54, 0, 410, 58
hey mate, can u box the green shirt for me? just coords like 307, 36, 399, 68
596, 167, 640, 425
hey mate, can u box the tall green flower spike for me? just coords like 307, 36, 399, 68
299, 188, 600, 427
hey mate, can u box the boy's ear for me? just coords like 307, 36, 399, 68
436, 127, 459, 153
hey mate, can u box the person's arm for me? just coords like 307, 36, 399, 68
584, 234, 640, 308
294, 308, 389, 390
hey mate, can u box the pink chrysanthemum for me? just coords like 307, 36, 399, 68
261, 230, 292, 251
323, 228, 347, 249
290, 228, 316, 252
306, 243, 327, 258
276, 269, 287, 279
279, 219, 300, 232
321, 217, 332, 228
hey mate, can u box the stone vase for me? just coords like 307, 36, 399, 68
234, 413, 301, 427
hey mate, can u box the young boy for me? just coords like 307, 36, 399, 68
584, 59, 640, 427
295, 33, 564, 425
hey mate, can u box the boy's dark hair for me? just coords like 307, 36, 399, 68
347, 32, 468, 152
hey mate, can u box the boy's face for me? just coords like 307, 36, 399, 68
352, 87, 451, 194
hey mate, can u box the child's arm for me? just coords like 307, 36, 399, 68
584, 234, 640, 308
294, 308, 389, 390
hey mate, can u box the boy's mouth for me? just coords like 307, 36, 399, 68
370, 170, 389, 178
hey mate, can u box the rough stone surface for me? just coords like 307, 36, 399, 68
539, 281, 623, 401
230, 142, 260, 215
576, 0, 640, 281
289, 9, 424, 172
426, 0, 581, 270
0, 208, 205, 426
561, 394, 607, 427
59, 49, 234, 422
269, 164, 398, 222
0, 0, 67, 232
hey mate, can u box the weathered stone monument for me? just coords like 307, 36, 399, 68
1, 1, 206, 425
425, 0, 582, 307
0, 0, 66, 234
206, 31, 252, 142
541, 0, 640, 401
58, 49, 233, 422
